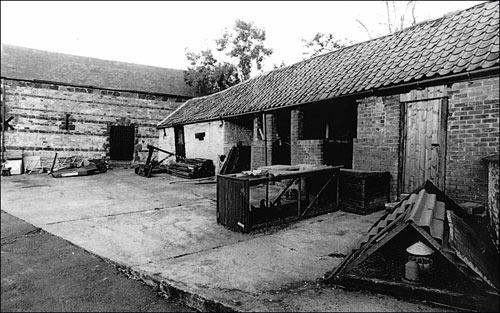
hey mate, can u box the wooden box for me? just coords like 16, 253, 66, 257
217, 166, 341, 233
339, 169, 390, 215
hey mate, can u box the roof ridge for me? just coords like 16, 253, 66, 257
182, 0, 492, 99
159, 0, 499, 127
295, 0, 492, 66
1, 42, 197, 97
0, 42, 187, 72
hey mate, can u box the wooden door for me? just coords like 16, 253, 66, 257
402, 97, 447, 193
174, 125, 185, 158
110, 125, 135, 160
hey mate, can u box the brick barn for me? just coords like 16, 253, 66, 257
1, 43, 196, 168
157, 1, 499, 206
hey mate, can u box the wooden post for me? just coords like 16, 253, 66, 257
298, 177, 302, 217
265, 173, 269, 209
336, 173, 340, 209
49, 152, 58, 174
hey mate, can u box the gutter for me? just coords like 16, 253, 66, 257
158, 66, 499, 128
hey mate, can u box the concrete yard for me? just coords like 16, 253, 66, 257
1, 169, 449, 312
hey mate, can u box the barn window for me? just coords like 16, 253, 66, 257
195, 132, 205, 140
59, 113, 75, 131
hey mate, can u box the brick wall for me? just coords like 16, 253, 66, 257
291, 139, 325, 165
223, 117, 253, 155
446, 76, 499, 203
290, 108, 326, 165
251, 114, 276, 169
251, 141, 266, 169
351, 77, 499, 203
291, 108, 304, 142
1, 79, 186, 167
353, 95, 400, 200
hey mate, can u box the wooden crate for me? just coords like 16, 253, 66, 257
339, 169, 390, 215
217, 166, 342, 233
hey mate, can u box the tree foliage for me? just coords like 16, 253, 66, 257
184, 19, 273, 95
302, 32, 352, 59
184, 49, 240, 95
216, 19, 273, 81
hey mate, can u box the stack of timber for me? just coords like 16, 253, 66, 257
339, 169, 390, 214
164, 158, 215, 179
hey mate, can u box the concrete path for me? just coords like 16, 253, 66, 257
1, 211, 194, 312
1, 169, 448, 312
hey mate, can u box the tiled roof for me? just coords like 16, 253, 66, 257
159, 1, 499, 128
1, 43, 197, 97
358, 188, 447, 249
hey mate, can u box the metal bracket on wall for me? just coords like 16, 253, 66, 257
1, 116, 15, 131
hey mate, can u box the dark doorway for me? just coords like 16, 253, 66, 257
303, 100, 357, 169
174, 125, 186, 158
110, 125, 135, 160
323, 102, 357, 169
273, 110, 291, 165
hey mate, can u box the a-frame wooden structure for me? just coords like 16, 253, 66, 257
325, 181, 499, 311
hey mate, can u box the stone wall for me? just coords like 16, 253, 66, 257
1, 79, 186, 167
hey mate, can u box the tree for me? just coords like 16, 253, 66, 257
184, 19, 273, 95
356, 1, 417, 39
184, 49, 240, 95
216, 19, 274, 81
302, 32, 352, 59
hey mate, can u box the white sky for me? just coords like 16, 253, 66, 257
1, 1, 484, 73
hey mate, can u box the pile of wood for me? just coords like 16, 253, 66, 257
163, 158, 215, 179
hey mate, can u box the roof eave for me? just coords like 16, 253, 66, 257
157, 65, 500, 129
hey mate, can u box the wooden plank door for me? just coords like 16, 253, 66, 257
403, 98, 447, 193
110, 125, 135, 160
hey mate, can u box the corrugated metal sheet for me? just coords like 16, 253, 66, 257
158, 1, 499, 128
